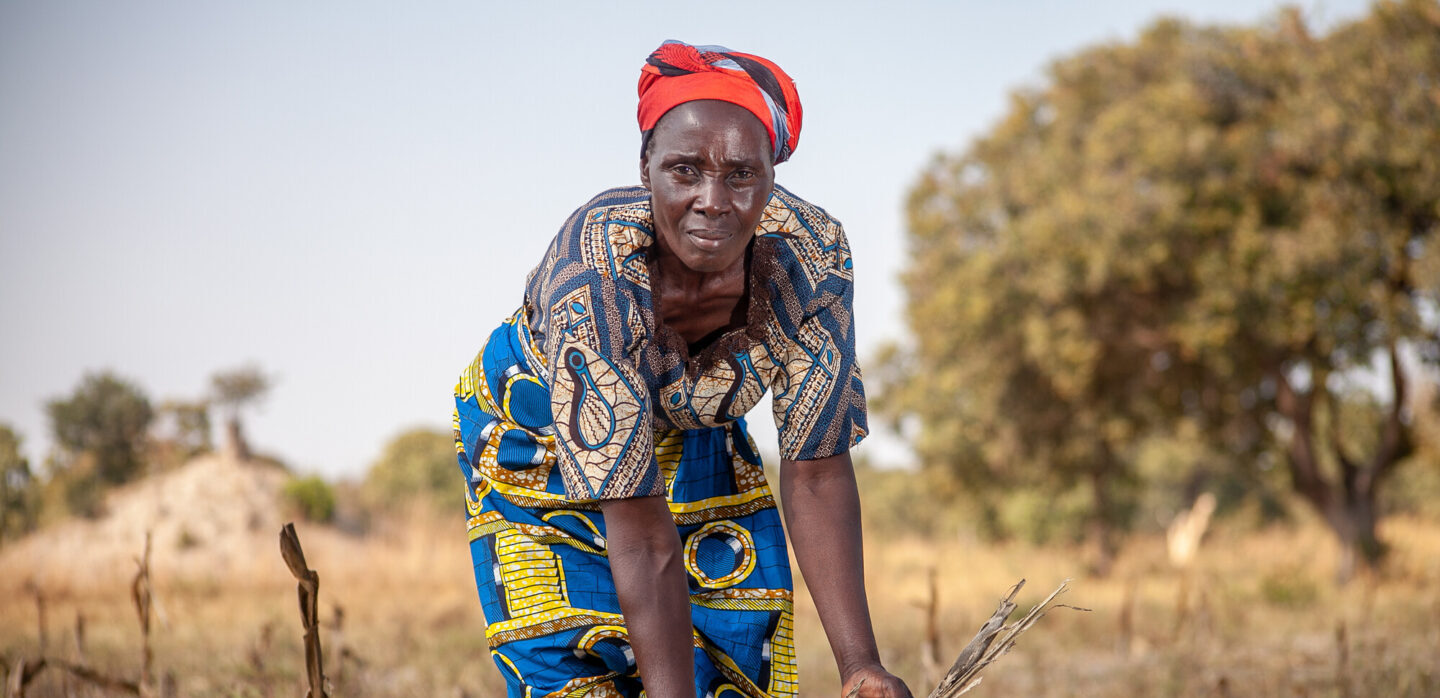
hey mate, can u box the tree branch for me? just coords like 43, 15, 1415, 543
1319, 370, 1360, 494
1361, 341, 1412, 493
1273, 367, 1330, 508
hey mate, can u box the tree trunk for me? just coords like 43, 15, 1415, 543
1323, 488, 1385, 585
224, 417, 251, 462
1086, 467, 1119, 578
1274, 349, 1409, 585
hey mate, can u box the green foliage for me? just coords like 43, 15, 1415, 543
363, 427, 458, 511
150, 399, 213, 470
0, 424, 40, 544
282, 475, 337, 523
210, 364, 271, 415
1259, 565, 1320, 609
37, 452, 106, 520
163, 400, 212, 455
46, 370, 154, 485
1383, 385, 1440, 517
852, 458, 975, 538
886, 2, 1440, 570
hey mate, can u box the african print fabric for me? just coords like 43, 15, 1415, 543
522, 185, 868, 502
453, 185, 866, 696
456, 312, 797, 697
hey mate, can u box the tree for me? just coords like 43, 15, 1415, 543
210, 364, 271, 461
151, 399, 213, 469
1, 424, 40, 546
886, 2, 1438, 580
47, 371, 155, 485
363, 427, 458, 510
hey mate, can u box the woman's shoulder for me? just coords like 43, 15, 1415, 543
525, 186, 655, 311
564, 185, 653, 228
769, 184, 844, 234
760, 185, 855, 298
557, 185, 654, 248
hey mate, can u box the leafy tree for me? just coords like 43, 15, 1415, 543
1, 424, 40, 545
47, 371, 155, 485
150, 399, 213, 469
211, 364, 270, 461
886, 2, 1438, 580
363, 427, 458, 510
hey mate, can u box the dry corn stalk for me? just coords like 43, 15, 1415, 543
4, 536, 158, 698
280, 523, 330, 698
926, 579, 1088, 697
132, 531, 154, 696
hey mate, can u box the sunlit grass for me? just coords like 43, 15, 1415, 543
3, 505, 1437, 696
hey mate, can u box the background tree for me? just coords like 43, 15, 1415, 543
210, 364, 271, 461
0, 424, 40, 546
362, 427, 457, 511
885, 1, 1438, 580
46, 370, 155, 485
150, 398, 213, 469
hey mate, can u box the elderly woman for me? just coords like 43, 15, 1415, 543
454, 41, 911, 698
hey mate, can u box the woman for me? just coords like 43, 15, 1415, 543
454, 41, 912, 698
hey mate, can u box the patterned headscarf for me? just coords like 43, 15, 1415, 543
637, 40, 803, 164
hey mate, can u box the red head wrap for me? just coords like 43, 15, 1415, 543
637, 40, 803, 164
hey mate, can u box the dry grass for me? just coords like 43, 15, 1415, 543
3, 500, 1439, 697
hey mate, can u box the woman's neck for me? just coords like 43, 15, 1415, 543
651, 237, 752, 348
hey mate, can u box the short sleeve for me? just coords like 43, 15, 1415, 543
771, 238, 869, 461
541, 266, 663, 501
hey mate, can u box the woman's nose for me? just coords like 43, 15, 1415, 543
693, 176, 731, 217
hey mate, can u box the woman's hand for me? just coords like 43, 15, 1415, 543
841, 663, 914, 698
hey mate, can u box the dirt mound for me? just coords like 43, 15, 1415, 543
1, 454, 318, 592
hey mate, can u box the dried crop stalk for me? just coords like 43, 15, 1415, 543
132, 531, 154, 696
926, 579, 1088, 698
5, 537, 154, 698
280, 523, 330, 698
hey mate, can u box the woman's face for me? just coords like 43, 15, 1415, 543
641, 100, 776, 275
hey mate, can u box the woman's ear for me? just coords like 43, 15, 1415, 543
639, 154, 651, 189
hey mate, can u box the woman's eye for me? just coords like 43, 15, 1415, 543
671, 164, 697, 177
731, 170, 755, 181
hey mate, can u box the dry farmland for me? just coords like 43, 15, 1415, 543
1, 456, 1438, 696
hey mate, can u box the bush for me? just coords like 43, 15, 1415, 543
363, 427, 457, 512
282, 476, 336, 523
1, 424, 41, 543
1259, 565, 1320, 609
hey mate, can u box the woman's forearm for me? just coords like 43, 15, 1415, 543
600, 495, 695, 697
779, 452, 884, 679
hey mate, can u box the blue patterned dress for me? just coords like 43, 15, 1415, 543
453, 185, 867, 698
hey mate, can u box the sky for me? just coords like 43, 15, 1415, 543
0, 0, 1373, 479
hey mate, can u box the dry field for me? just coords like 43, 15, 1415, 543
2, 458, 1438, 696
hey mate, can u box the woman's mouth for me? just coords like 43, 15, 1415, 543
686, 229, 730, 250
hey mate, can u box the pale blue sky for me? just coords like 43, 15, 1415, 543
0, 0, 1370, 478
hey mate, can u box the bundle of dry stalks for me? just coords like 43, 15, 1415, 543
923, 579, 1088, 698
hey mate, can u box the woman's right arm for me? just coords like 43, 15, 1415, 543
600, 495, 695, 698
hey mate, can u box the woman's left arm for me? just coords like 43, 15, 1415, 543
779, 451, 913, 698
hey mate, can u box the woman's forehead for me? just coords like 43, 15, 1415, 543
650, 101, 772, 158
